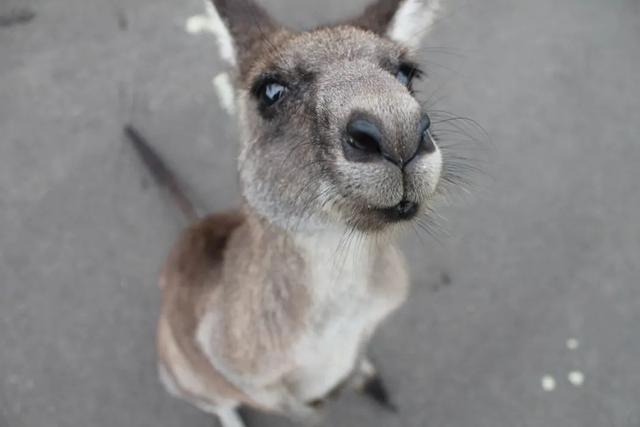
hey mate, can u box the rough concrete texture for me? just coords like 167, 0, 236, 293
1, 0, 639, 426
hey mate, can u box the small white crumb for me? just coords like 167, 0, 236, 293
541, 375, 556, 391
566, 338, 580, 350
568, 371, 585, 387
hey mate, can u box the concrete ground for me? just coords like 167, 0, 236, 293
1, 0, 639, 426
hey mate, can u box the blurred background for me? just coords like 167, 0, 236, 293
1, 0, 639, 426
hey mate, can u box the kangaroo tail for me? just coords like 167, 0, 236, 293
124, 124, 201, 222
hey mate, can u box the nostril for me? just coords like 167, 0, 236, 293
346, 119, 382, 154
420, 130, 436, 154
419, 115, 436, 154
420, 114, 431, 134
348, 131, 380, 154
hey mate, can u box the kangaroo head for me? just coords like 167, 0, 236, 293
209, 0, 444, 232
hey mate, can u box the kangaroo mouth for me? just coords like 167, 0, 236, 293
372, 200, 419, 222
344, 199, 422, 232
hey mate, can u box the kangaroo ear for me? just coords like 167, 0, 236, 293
206, 0, 277, 67
351, 0, 442, 50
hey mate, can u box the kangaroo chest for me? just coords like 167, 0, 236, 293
286, 233, 404, 402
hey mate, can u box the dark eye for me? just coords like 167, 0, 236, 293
396, 64, 422, 88
261, 82, 287, 106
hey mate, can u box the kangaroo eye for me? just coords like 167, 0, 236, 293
396, 64, 422, 88
262, 82, 286, 106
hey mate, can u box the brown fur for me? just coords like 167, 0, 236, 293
158, 212, 251, 406
157, 210, 311, 409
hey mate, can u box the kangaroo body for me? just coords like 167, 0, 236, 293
131, 0, 452, 425
158, 212, 407, 416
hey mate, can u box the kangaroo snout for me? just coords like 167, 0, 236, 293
344, 114, 435, 168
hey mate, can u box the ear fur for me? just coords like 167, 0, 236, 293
207, 0, 277, 68
352, 0, 442, 50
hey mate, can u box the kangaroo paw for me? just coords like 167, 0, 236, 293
361, 375, 398, 413
353, 359, 398, 413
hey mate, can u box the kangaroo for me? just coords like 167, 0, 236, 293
129, 0, 452, 426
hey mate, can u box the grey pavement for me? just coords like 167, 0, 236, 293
1, 0, 639, 426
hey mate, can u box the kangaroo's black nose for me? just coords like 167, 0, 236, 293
346, 119, 383, 156
344, 115, 434, 166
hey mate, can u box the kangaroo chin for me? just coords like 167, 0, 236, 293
131, 1, 451, 426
